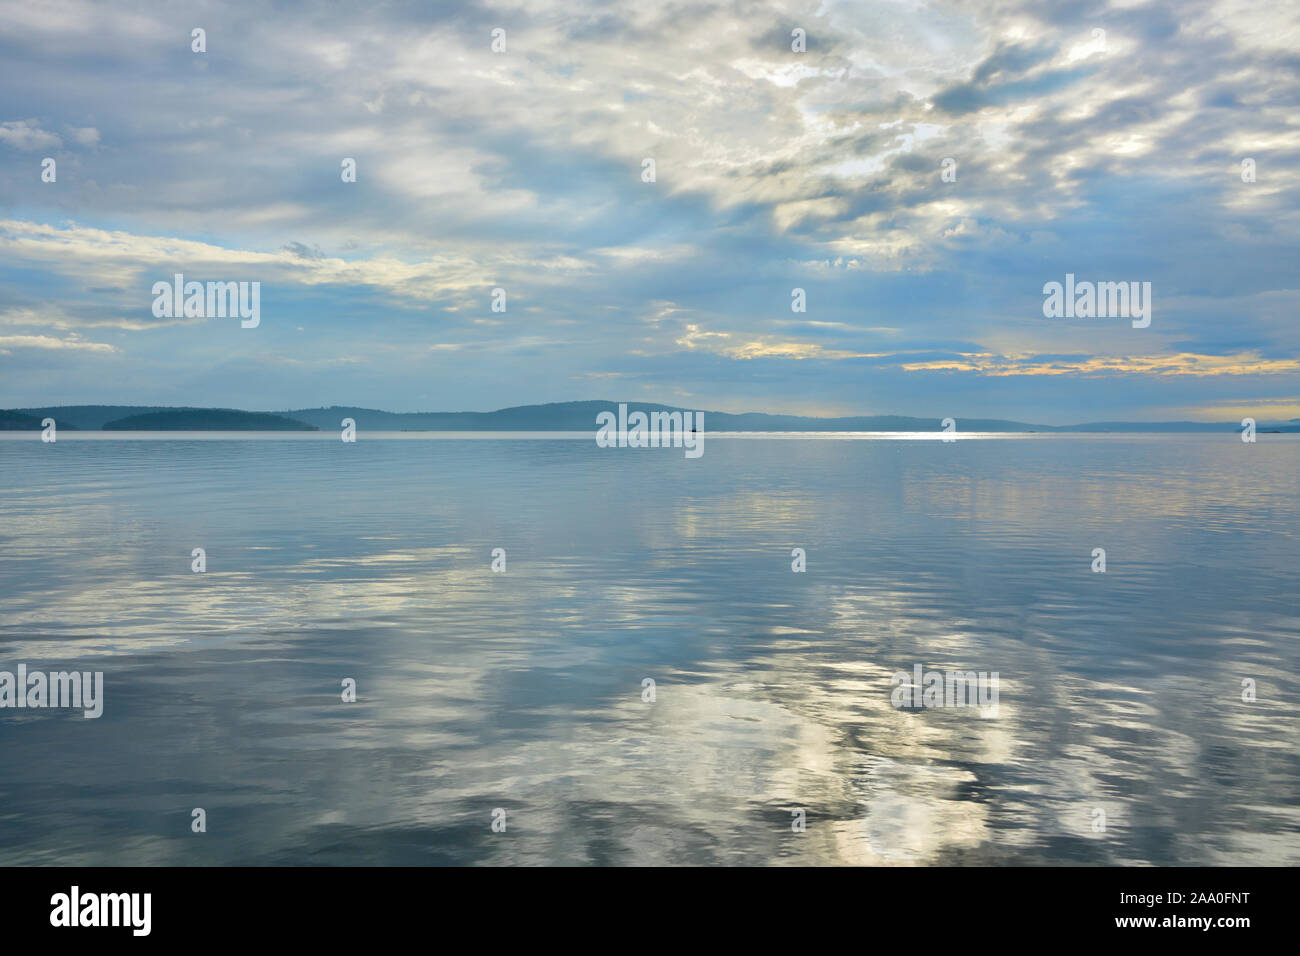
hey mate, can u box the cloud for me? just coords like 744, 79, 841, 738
0, 119, 60, 150
0, 0, 1297, 420
898, 351, 1300, 377
65, 125, 98, 147
0, 333, 116, 352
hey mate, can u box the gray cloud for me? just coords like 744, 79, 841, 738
0, 0, 1297, 421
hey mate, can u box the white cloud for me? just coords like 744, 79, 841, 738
66, 125, 99, 147
0, 119, 60, 150
0, 333, 116, 352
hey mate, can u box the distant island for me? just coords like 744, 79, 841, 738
100, 409, 317, 431
0, 409, 76, 430
2, 401, 1296, 433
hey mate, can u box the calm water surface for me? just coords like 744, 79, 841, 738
1, 435, 1297, 865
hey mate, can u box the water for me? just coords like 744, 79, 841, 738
1, 434, 1297, 865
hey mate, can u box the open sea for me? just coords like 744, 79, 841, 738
1, 433, 1297, 865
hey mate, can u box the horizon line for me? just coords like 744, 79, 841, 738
4, 400, 1290, 430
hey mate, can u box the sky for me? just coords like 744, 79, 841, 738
0, 0, 1297, 424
